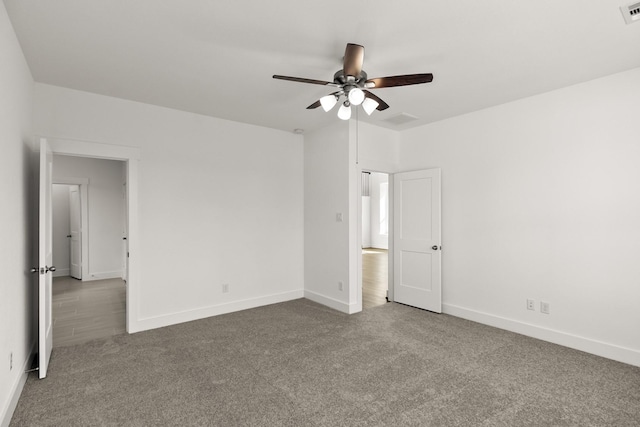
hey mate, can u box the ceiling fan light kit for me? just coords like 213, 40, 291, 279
348, 87, 365, 106
337, 102, 352, 120
273, 43, 433, 120
320, 94, 338, 112
362, 97, 379, 116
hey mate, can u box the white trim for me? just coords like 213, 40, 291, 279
52, 268, 70, 277
53, 177, 89, 185
135, 290, 304, 332
84, 271, 123, 281
42, 136, 140, 334
0, 344, 35, 427
443, 303, 640, 368
45, 137, 141, 160
304, 290, 360, 314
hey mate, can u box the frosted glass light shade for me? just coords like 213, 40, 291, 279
320, 94, 338, 112
348, 88, 365, 105
362, 97, 379, 115
337, 103, 352, 120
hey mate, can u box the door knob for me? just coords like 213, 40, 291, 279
431, 245, 440, 251
30, 268, 38, 274
46, 266, 57, 273
67, 235, 72, 238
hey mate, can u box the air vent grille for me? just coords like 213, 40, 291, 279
621, 2, 640, 24
383, 113, 419, 126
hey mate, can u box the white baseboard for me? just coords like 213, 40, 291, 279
84, 271, 122, 281
131, 289, 305, 333
52, 268, 70, 277
443, 303, 640, 368
1, 344, 35, 427
304, 290, 360, 314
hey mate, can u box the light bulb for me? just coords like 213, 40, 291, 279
319, 94, 338, 112
348, 88, 365, 106
362, 97, 379, 115
337, 102, 352, 120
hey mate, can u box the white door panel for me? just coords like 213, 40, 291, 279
393, 169, 441, 312
38, 138, 54, 378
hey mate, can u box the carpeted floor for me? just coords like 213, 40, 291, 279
11, 299, 640, 426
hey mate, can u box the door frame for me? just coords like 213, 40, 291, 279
53, 178, 89, 280
41, 137, 141, 333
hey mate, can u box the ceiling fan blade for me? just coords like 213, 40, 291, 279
306, 100, 322, 109
363, 90, 390, 111
366, 73, 433, 88
343, 43, 364, 77
272, 75, 333, 86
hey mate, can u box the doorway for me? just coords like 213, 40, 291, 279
361, 171, 389, 309
51, 155, 127, 347
37, 137, 140, 378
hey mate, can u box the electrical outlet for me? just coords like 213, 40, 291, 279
222, 283, 229, 293
338, 281, 344, 291
541, 301, 550, 314
527, 299, 535, 311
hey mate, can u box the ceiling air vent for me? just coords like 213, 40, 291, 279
383, 113, 419, 126
621, 2, 640, 24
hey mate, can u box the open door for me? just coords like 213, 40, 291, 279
38, 138, 54, 378
393, 169, 442, 312
69, 185, 82, 279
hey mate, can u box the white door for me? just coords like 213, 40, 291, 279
69, 185, 82, 279
122, 182, 128, 281
38, 138, 54, 378
393, 169, 442, 312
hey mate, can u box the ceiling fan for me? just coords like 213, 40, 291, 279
273, 43, 433, 120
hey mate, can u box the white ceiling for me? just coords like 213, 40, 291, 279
5, 0, 640, 133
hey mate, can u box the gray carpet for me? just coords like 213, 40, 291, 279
11, 299, 640, 426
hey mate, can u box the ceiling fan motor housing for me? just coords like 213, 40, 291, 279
333, 70, 368, 100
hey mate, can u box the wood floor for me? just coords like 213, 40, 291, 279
362, 248, 388, 309
52, 276, 126, 348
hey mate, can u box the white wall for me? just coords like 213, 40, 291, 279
399, 67, 640, 366
52, 185, 71, 276
53, 155, 125, 280
361, 193, 371, 248
303, 122, 353, 312
304, 120, 399, 313
354, 121, 400, 173
34, 83, 304, 331
0, 3, 34, 425
369, 172, 389, 250
361, 172, 389, 250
